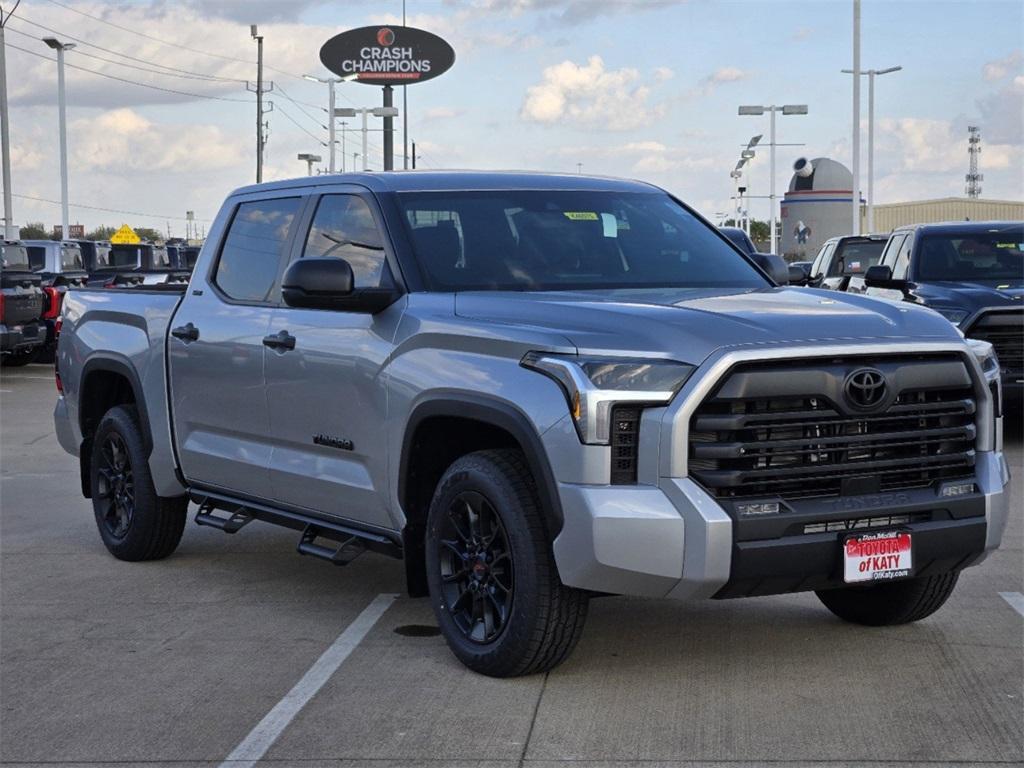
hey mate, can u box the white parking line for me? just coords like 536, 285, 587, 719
998, 591, 1024, 617
219, 592, 397, 768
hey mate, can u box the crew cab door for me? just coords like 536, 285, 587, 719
264, 191, 404, 529
864, 232, 911, 301
168, 195, 304, 499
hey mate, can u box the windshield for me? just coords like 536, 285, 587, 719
916, 230, 1024, 282
61, 244, 84, 270
1, 243, 30, 271
106, 245, 141, 269
830, 239, 885, 276
151, 246, 171, 268
397, 190, 767, 291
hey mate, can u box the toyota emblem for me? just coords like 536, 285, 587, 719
844, 368, 887, 410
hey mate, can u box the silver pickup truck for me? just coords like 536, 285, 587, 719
54, 172, 1010, 677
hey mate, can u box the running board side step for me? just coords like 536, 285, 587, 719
188, 489, 402, 561
298, 525, 366, 566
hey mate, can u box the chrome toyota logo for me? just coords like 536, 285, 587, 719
844, 368, 887, 410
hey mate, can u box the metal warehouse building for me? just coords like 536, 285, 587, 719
864, 197, 1024, 233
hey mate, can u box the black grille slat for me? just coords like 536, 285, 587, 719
967, 313, 1024, 372
689, 356, 977, 501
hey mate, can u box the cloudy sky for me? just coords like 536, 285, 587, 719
4, 0, 1022, 236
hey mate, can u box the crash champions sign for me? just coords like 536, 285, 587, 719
319, 26, 455, 86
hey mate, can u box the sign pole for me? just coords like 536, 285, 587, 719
383, 86, 394, 171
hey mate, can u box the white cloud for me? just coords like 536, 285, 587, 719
685, 66, 751, 98
982, 50, 1023, 81
653, 66, 675, 82
520, 55, 664, 131
422, 107, 466, 121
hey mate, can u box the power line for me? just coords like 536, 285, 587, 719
275, 83, 326, 126
15, 193, 211, 222
275, 104, 327, 146
7, 42, 254, 102
12, 15, 247, 83
5, 25, 246, 83
39, 0, 310, 82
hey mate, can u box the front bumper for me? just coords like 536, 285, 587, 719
552, 450, 1010, 599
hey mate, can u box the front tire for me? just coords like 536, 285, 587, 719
90, 405, 188, 561
425, 449, 588, 677
816, 571, 959, 626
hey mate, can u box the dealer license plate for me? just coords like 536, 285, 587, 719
843, 531, 912, 583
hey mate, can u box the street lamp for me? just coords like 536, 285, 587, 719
842, 65, 901, 233
297, 152, 321, 176
43, 37, 74, 238
738, 104, 808, 255
304, 73, 357, 173
334, 106, 398, 171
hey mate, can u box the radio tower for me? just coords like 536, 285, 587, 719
965, 126, 983, 198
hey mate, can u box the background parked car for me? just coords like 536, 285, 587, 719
0, 240, 46, 366
718, 225, 793, 283
23, 240, 89, 363
853, 221, 1023, 397
802, 234, 889, 290
76, 239, 144, 287
109, 242, 190, 285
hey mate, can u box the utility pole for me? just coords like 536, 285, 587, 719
43, 37, 73, 239
411, 141, 416, 169
851, 0, 861, 235
402, 0, 409, 170
0, 1, 20, 239
383, 86, 394, 171
249, 25, 273, 184
353, 152, 360, 171
339, 121, 347, 172
842, 66, 900, 232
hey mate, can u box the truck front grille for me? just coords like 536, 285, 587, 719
609, 405, 640, 484
688, 356, 977, 501
966, 311, 1024, 375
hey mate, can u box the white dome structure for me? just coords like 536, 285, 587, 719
780, 157, 862, 258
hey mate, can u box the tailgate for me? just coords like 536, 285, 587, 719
1, 270, 44, 326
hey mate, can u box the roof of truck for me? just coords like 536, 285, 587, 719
892, 221, 1023, 235
230, 170, 663, 197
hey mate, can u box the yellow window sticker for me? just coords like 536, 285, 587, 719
563, 211, 599, 221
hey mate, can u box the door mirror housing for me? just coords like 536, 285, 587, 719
281, 257, 399, 313
750, 252, 791, 285
788, 263, 812, 286
864, 264, 908, 292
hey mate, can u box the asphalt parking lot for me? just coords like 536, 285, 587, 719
1, 362, 1021, 768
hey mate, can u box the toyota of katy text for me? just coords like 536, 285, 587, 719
53, 172, 1011, 677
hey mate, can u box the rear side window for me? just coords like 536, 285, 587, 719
892, 234, 914, 279
302, 195, 391, 289
880, 234, 906, 268
61, 245, 83, 270
2, 243, 31, 271
831, 240, 885, 276
215, 197, 301, 302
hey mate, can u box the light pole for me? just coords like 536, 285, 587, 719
352, 152, 360, 171
305, 73, 358, 173
851, 0, 861, 235
739, 104, 807, 255
334, 106, 398, 171
297, 153, 321, 176
0, 6, 17, 238
842, 65, 901, 233
43, 37, 73, 238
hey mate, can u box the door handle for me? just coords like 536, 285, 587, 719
171, 322, 199, 342
262, 330, 296, 351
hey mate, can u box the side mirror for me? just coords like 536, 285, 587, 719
281, 257, 400, 313
864, 264, 908, 292
750, 252, 790, 284
282, 257, 353, 309
788, 263, 811, 286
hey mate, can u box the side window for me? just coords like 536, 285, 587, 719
302, 195, 392, 288
881, 234, 905, 268
813, 242, 834, 276
892, 234, 914, 279
215, 197, 301, 303
26, 246, 45, 271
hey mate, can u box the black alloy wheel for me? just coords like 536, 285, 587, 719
95, 432, 135, 539
438, 490, 514, 644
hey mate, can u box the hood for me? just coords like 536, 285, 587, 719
455, 286, 962, 363
915, 280, 1024, 319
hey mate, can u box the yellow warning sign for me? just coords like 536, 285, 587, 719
110, 224, 141, 244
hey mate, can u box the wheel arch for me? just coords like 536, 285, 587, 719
78, 356, 152, 498
398, 395, 565, 597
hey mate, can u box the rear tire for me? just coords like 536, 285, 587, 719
816, 571, 959, 626
90, 405, 187, 561
425, 449, 588, 677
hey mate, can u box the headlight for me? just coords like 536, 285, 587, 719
932, 307, 969, 325
966, 337, 1000, 377
521, 353, 695, 444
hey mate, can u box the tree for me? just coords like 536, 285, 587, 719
133, 227, 163, 243
85, 225, 116, 241
19, 221, 48, 239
